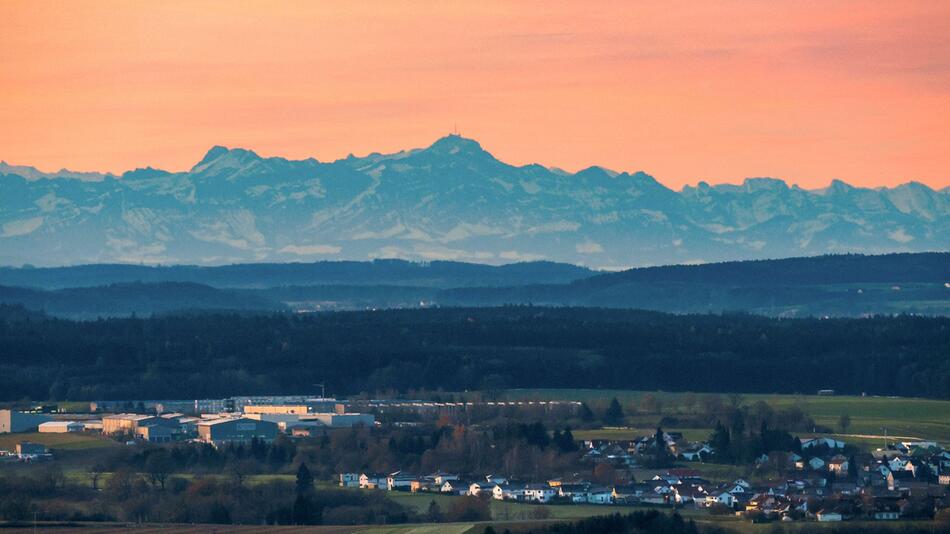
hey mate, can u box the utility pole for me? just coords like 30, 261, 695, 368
314, 383, 326, 399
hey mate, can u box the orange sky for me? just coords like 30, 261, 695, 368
1, 0, 949, 190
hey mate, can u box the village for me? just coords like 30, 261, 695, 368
339, 432, 950, 523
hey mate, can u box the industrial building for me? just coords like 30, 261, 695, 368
136, 424, 173, 443
101, 414, 161, 435
244, 405, 310, 415
38, 421, 84, 433
301, 413, 375, 428
0, 410, 53, 433
90, 395, 341, 416
197, 417, 279, 444
102, 414, 179, 439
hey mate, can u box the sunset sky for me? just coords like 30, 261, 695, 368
1, 0, 948, 190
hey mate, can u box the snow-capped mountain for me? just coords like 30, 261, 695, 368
1, 135, 947, 267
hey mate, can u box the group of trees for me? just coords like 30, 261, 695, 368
532, 510, 720, 534
705, 401, 819, 465
0, 463, 413, 525
1, 306, 948, 401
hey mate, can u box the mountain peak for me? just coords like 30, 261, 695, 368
426, 134, 488, 155
192, 145, 262, 173
742, 177, 789, 192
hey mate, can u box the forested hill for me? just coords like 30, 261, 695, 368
1, 306, 947, 401
0, 259, 593, 289
440, 252, 950, 316
580, 252, 950, 287
0, 282, 285, 318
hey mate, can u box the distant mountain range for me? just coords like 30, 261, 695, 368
1, 135, 948, 267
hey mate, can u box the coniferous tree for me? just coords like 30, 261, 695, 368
604, 398, 624, 426
295, 462, 314, 495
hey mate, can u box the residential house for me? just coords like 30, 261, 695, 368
440, 479, 470, 495
705, 491, 735, 508
484, 474, 508, 485
427, 471, 458, 485
557, 483, 590, 503
468, 481, 487, 496
586, 485, 613, 504
679, 444, 713, 462
828, 455, 849, 475
492, 483, 525, 501
359, 472, 386, 489
613, 483, 650, 504
387, 471, 416, 491
523, 483, 557, 503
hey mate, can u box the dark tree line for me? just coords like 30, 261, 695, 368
1, 306, 948, 401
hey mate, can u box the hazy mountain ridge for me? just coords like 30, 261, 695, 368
1, 135, 947, 267
0, 253, 944, 318
0, 259, 593, 290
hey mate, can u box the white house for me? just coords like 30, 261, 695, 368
706, 492, 735, 508
523, 483, 557, 503
587, 486, 613, 504
468, 482, 484, 496
441, 479, 470, 495
427, 471, 458, 485
493, 483, 525, 501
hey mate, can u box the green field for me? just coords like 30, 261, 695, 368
500, 389, 950, 446
0, 431, 118, 452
